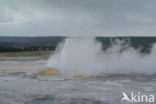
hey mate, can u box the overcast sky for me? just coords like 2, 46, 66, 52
0, 0, 156, 37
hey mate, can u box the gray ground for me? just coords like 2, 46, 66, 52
0, 52, 156, 104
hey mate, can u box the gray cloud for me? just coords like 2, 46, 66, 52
0, 0, 156, 36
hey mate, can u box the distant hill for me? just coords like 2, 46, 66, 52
0, 36, 156, 52
0, 36, 65, 52
0, 36, 65, 47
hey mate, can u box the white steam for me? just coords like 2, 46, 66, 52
47, 37, 156, 76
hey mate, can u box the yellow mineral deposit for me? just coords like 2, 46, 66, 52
34, 68, 60, 76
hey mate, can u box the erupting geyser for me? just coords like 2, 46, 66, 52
47, 37, 103, 76
47, 37, 156, 76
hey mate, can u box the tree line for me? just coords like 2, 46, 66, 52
0, 46, 55, 52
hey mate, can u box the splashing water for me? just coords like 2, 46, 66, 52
47, 37, 156, 76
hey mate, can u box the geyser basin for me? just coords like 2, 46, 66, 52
1, 38, 156, 104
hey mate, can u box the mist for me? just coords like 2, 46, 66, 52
47, 37, 156, 76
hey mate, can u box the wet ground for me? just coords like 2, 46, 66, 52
0, 52, 156, 104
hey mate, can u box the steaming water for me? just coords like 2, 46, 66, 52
1, 38, 156, 104
47, 37, 156, 75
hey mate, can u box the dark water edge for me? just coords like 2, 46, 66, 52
25, 97, 106, 104
25, 100, 54, 104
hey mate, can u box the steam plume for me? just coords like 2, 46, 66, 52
47, 37, 156, 76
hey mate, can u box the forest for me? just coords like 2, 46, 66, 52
0, 36, 156, 52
